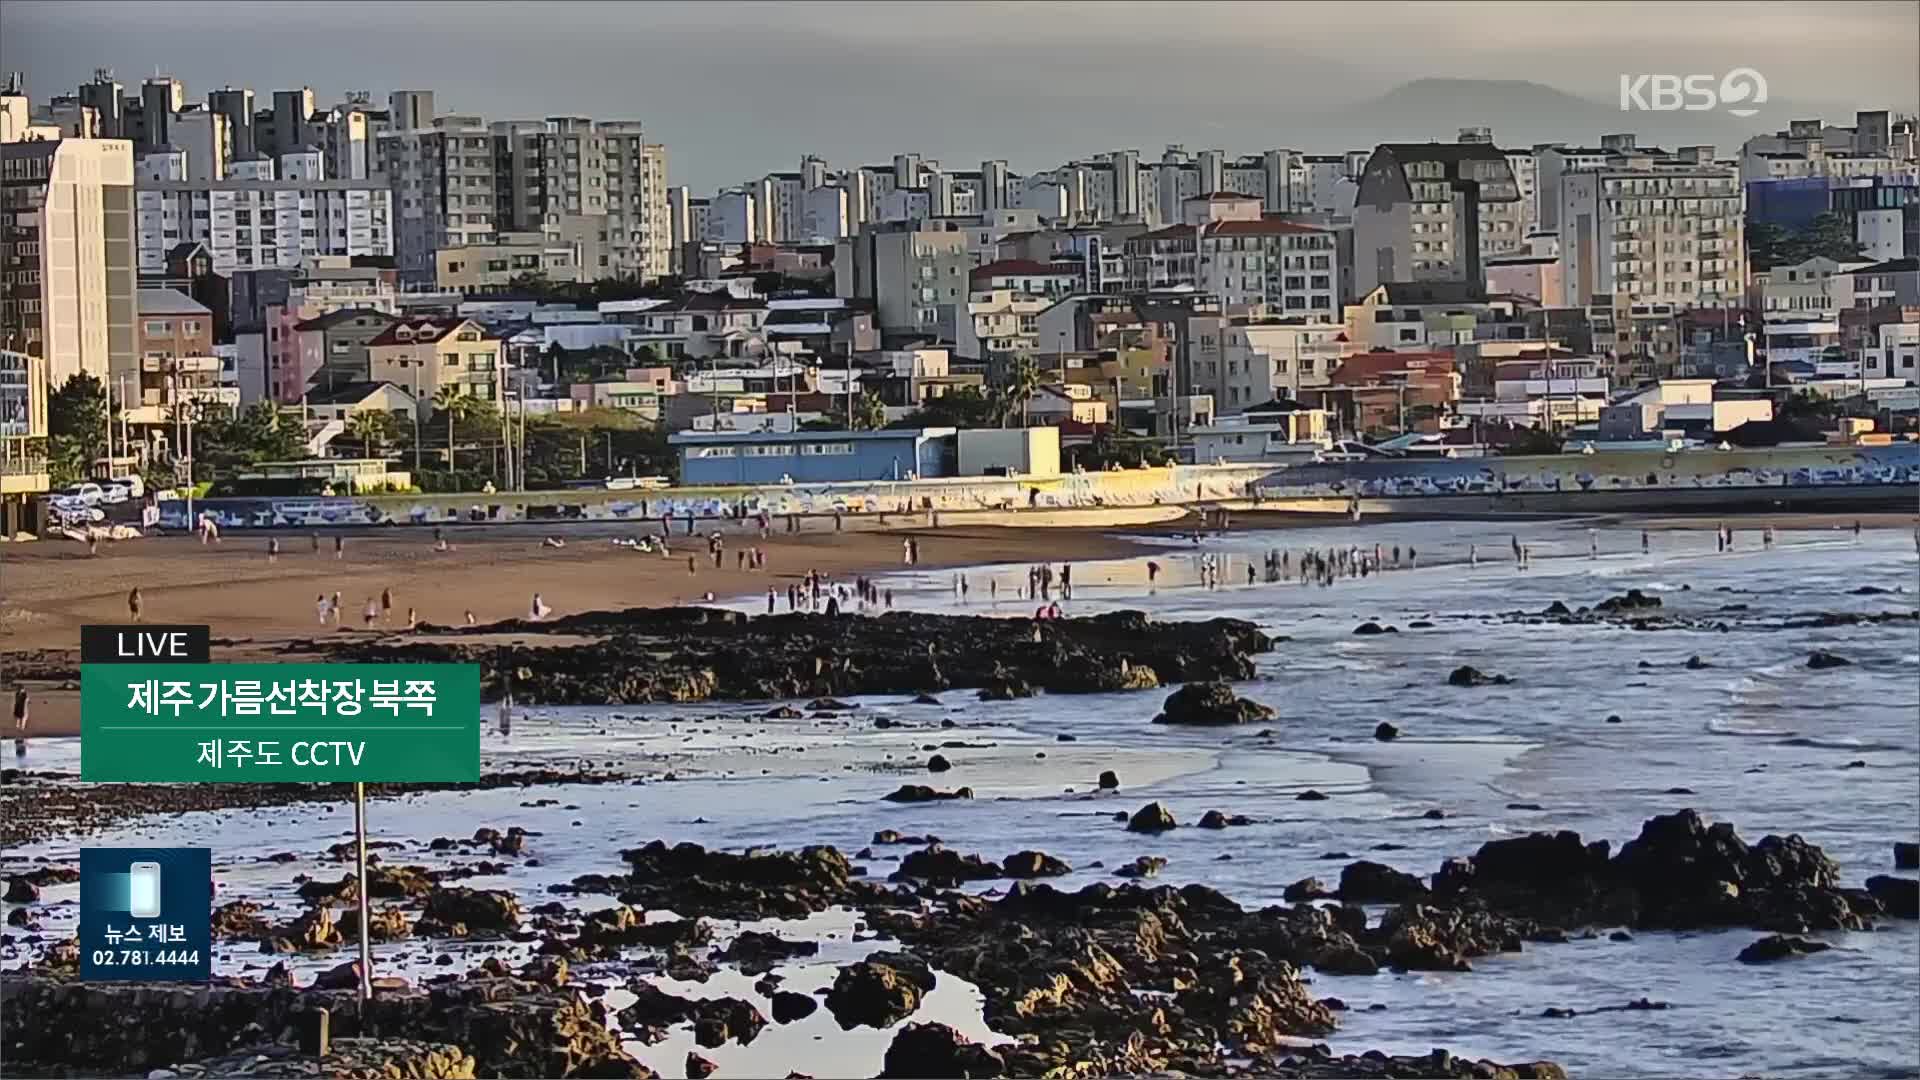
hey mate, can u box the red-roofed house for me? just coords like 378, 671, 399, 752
969, 258, 1083, 298
1327, 350, 1460, 434
367, 317, 503, 416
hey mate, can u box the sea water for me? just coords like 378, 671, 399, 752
6, 520, 1916, 1078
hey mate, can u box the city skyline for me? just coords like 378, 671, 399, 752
2, 0, 1913, 191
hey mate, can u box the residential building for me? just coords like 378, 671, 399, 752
1484, 254, 1561, 304
1599, 379, 1773, 439
1845, 257, 1920, 308
292, 307, 399, 393
1534, 141, 1627, 231
207, 86, 255, 160
1024, 383, 1109, 426
1454, 353, 1609, 430
835, 223, 970, 333
1557, 157, 1743, 309
366, 316, 504, 416
0, 347, 50, 533
301, 380, 418, 424
599, 291, 768, 361
1762, 318, 1846, 375
1189, 402, 1330, 464
1754, 255, 1871, 318
380, 114, 498, 283
799, 184, 850, 243
1352, 142, 1525, 297
1343, 281, 1518, 352
969, 258, 1081, 299
127, 286, 228, 424
1829, 178, 1920, 261
1325, 349, 1461, 434
77, 71, 125, 140
1861, 315, 1919, 382
1213, 319, 1346, 412
1586, 298, 1686, 383
954, 288, 1046, 380
170, 108, 228, 182
134, 176, 394, 276
436, 231, 582, 294
0, 138, 138, 388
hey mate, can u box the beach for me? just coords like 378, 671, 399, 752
1, 511, 1915, 1078
0, 522, 1148, 738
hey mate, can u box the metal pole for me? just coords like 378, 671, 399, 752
183, 409, 193, 528
353, 781, 372, 1002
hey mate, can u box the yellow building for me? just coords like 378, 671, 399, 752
366, 317, 504, 418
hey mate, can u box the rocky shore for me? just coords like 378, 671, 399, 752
325, 607, 1274, 704
11, 808, 1904, 1078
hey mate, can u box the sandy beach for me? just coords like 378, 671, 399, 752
0, 522, 1149, 737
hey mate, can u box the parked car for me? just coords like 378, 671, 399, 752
110, 474, 146, 499
51, 482, 104, 508
100, 482, 132, 504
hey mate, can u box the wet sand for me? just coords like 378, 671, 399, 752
0, 523, 1148, 739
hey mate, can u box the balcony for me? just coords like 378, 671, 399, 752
140, 355, 221, 374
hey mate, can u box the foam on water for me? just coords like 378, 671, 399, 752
3, 520, 1916, 1077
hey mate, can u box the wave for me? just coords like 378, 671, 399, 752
1774, 736, 1909, 752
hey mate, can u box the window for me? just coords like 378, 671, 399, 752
144, 320, 171, 334
801, 442, 854, 456
688, 446, 736, 459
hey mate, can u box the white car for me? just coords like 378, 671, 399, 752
110, 474, 145, 499
100, 483, 132, 504
51, 482, 104, 508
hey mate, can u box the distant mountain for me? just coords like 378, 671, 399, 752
1298, 77, 1854, 155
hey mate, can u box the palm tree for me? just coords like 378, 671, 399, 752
1002, 357, 1042, 429
344, 410, 395, 458
432, 386, 475, 469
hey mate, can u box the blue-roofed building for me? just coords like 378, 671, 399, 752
670, 428, 957, 486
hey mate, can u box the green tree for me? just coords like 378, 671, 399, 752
851, 391, 887, 431
886, 385, 1002, 430
432, 387, 476, 469
46, 372, 108, 485
1504, 426, 1565, 456
344, 410, 400, 457
1746, 212, 1865, 271
1001, 357, 1043, 429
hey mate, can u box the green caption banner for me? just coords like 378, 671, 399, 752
80, 663, 481, 782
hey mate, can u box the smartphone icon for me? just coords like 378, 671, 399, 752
128, 862, 162, 918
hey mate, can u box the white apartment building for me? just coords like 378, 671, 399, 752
135, 178, 394, 276
169, 108, 228, 182
799, 184, 849, 243
955, 288, 1047, 373
1215, 321, 1346, 411
1196, 217, 1341, 322
709, 188, 756, 244
1754, 256, 1871, 318
1557, 160, 1743, 309
1352, 142, 1526, 298
380, 114, 497, 284
1863, 321, 1918, 382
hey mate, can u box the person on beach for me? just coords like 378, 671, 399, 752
362, 597, 379, 628
884, 588, 894, 610
543, 536, 566, 549
834, 511, 843, 532
465, 610, 477, 626
1642, 530, 1650, 554
316, 594, 331, 626
530, 593, 552, 620
1589, 530, 1598, 560
1852, 520, 1862, 541
310, 532, 321, 554
1147, 560, 1160, 586
407, 607, 418, 631
766, 587, 777, 614
128, 587, 143, 622
1061, 564, 1073, 599
334, 534, 345, 560
13, 685, 28, 737
381, 587, 393, 624
1510, 535, 1522, 568
902, 538, 914, 566
1246, 563, 1257, 586
988, 578, 998, 602
1469, 544, 1478, 567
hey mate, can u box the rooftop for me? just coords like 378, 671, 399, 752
303, 380, 412, 406
367, 317, 491, 347
137, 287, 210, 316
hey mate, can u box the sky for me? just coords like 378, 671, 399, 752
3, 1, 1914, 191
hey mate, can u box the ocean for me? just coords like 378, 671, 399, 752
7, 518, 1917, 1078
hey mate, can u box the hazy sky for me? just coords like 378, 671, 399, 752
4, 1, 1914, 189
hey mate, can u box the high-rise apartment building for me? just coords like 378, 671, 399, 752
380, 114, 497, 283
135, 176, 393, 276
1558, 158, 1743, 309
0, 139, 138, 388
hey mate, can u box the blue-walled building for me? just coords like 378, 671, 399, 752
671, 428, 957, 486
1746, 177, 1834, 230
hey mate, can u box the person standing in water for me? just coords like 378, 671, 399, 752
267, 537, 280, 564
380, 587, 393, 625
333, 534, 345, 560
1642, 529, 1650, 554
128, 587, 143, 623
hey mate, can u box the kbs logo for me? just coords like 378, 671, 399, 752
1619, 69, 1768, 117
